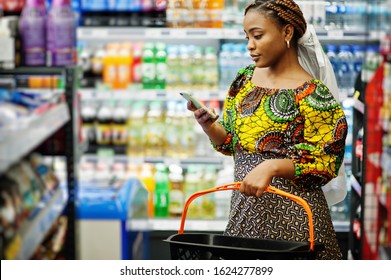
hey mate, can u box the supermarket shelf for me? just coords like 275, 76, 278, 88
0, 103, 70, 173
12, 187, 68, 260
127, 218, 350, 233
81, 154, 225, 166
79, 88, 225, 101
0, 66, 66, 76
127, 218, 227, 232
77, 27, 382, 42
333, 220, 350, 232
77, 27, 244, 41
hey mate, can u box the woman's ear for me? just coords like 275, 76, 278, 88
284, 24, 294, 42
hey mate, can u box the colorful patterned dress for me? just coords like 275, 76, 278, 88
213, 64, 348, 260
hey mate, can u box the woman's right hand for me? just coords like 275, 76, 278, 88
186, 101, 219, 132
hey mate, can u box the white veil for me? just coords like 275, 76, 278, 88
297, 25, 348, 206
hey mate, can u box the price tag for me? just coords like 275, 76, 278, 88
164, 158, 180, 167
223, 28, 243, 39
97, 148, 115, 160
206, 28, 223, 38
327, 29, 344, 39
155, 90, 167, 99
145, 28, 162, 38
170, 29, 187, 38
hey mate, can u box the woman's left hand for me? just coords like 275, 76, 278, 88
239, 159, 295, 198
240, 162, 273, 198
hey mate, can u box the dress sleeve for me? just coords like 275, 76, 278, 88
211, 66, 252, 155
288, 81, 348, 189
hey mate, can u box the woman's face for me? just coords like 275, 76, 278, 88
244, 10, 287, 68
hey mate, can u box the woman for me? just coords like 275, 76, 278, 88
187, 0, 348, 259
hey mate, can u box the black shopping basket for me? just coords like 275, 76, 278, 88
164, 183, 325, 260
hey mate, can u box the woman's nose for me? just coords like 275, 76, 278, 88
247, 39, 255, 51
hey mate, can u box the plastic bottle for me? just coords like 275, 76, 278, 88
168, 164, 184, 218
132, 42, 143, 84
127, 101, 147, 157
92, 49, 105, 76
183, 165, 202, 218
19, 0, 47, 66
165, 100, 180, 157
141, 42, 156, 89
166, 0, 181, 28
111, 101, 128, 148
177, 101, 195, 158
81, 100, 97, 147
219, 43, 233, 90
222, 0, 237, 28
95, 102, 113, 146
154, 42, 167, 89
46, 0, 76, 66
231, 43, 245, 74
325, 44, 339, 84
139, 163, 156, 218
193, 0, 208, 28
115, 43, 132, 89
344, 2, 365, 32
154, 163, 170, 217
143, 101, 165, 156
352, 45, 365, 80
192, 46, 205, 90
103, 45, 118, 88
207, 0, 223, 28
201, 165, 217, 219
203, 46, 218, 91
166, 44, 180, 90
337, 45, 355, 97
325, 1, 340, 30
178, 44, 193, 89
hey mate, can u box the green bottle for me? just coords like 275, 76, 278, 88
142, 42, 156, 89
154, 163, 170, 217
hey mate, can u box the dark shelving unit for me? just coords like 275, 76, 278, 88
0, 66, 80, 260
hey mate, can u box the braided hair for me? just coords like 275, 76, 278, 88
244, 0, 307, 42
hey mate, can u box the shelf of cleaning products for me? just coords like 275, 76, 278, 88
0, 102, 70, 173
79, 88, 225, 101
77, 27, 385, 42
127, 218, 350, 232
8, 186, 68, 260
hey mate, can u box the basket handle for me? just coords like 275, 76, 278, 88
178, 182, 315, 251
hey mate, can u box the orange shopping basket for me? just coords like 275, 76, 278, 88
164, 183, 325, 260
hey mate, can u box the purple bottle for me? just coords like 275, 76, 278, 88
46, 0, 76, 66
19, 0, 47, 66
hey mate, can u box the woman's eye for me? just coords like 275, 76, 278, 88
254, 35, 262, 39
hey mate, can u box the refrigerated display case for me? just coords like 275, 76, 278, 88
76, 178, 149, 260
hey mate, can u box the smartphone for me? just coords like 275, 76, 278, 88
180, 92, 217, 119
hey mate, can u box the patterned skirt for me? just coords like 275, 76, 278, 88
223, 149, 342, 260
